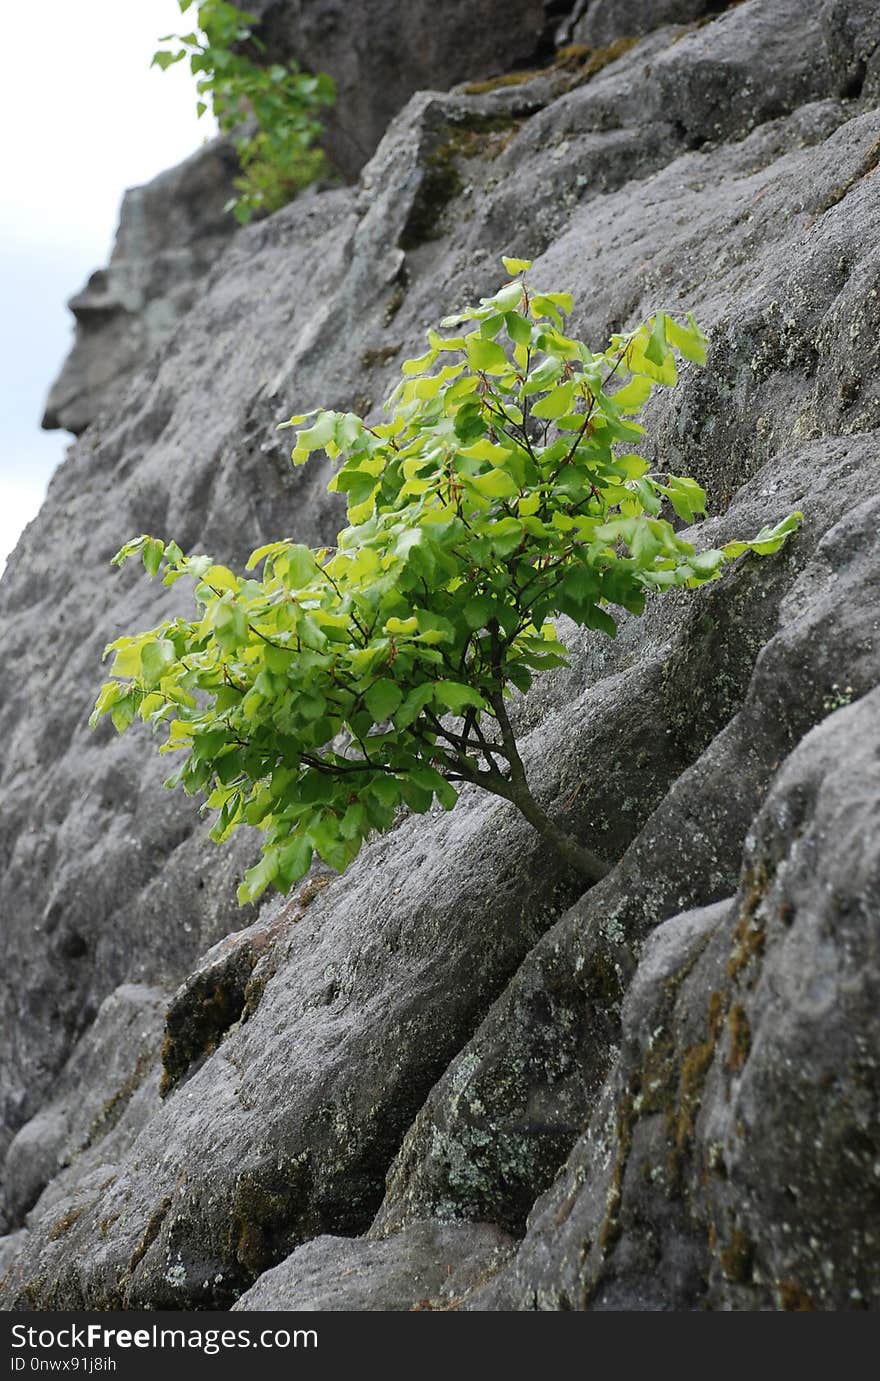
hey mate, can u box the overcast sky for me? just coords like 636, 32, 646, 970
0, 1, 214, 572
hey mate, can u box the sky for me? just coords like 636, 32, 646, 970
0, 2, 214, 572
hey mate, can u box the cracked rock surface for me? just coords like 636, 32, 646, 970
1, 0, 878, 1311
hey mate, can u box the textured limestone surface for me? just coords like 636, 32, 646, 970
467, 691, 880, 1310
244, 0, 550, 177
374, 437, 880, 1239
232, 1221, 515, 1311
42, 0, 559, 438
42, 139, 241, 437
1, 0, 878, 1311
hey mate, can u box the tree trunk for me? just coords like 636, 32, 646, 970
479, 688, 611, 885
507, 776, 611, 884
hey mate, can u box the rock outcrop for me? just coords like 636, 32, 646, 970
245, 0, 552, 178
231, 1221, 515, 1311
374, 438, 880, 1241
41, 0, 561, 438
466, 689, 880, 1310
2, 0, 878, 1310
42, 139, 241, 436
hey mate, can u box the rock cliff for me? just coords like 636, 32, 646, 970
41, 139, 241, 437
1, 0, 878, 1310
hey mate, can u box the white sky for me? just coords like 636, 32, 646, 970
0, 1, 214, 572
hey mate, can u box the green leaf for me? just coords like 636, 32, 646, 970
365, 678, 403, 722
723, 511, 802, 558
479, 313, 505, 340
110, 694, 137, 734
611, 375, 652, 411
644, 313, 668, 367
629, 327, 677, 386
659, 475, 707, 524
466, 335, 509, 375
291, 411, 337, 464
340, 801, 368, 839
615, 454, 650, 480
585, 607, 617, 638
687, 549, 726, 578
501, 256, 532, 274
401, 778, 434, 814
410, 765, 458, 809
505, 311, 532, 346
463, 594, 493, 630
276, 836, 314, 890
665, 312, 708, 364
111, 535, 148, 568
629, 477, 662, 516
530, 294, 565, 328
310, 812, 359, 867
246, 540, 290, 571
140, 639, 176, 689
394, 683, 435, 730
531, 381, 575, 419
281, 544, 318, 588
89, 680, 122, 729
143, 538, 165, 577
427, 328, 466, 352
211, 601, 248, 651
238, 852, 280, 905
467, 469, 520, 500
370, 775, 401, 809
523, 356, 564, 395
432, 681, 486, 714
202, 563, 238, 593
386, 615, 419, 635
488, 517, 524, 556
542, 291, 574, 314
486, 280, 523, 313
454, 403, 488, 444
402, 347, 438, 376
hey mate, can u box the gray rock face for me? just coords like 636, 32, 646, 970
821, 0, 880, 100
374, 437, 880, 1238
41, 2, 559, 441
0, 185, 356, 1183
245, 0, 550, 178
639, 0, 831, 147
232, 1221, 515, 1310
573, 0, 722, 48
468, 690, 880, 1310
0, 736, 665, 1306
3, 985, 166, 1226
42, 139, 240, 436
1, 0, 878, 1311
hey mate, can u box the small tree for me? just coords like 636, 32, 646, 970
91, 258, 800, 903
153, 1, 335, 223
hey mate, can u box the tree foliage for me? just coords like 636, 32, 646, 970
153, 0, 335, 223
92, 259, 801, 902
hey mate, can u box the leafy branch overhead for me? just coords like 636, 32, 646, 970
152, 0, 335, 222
92, 259, 801, 902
